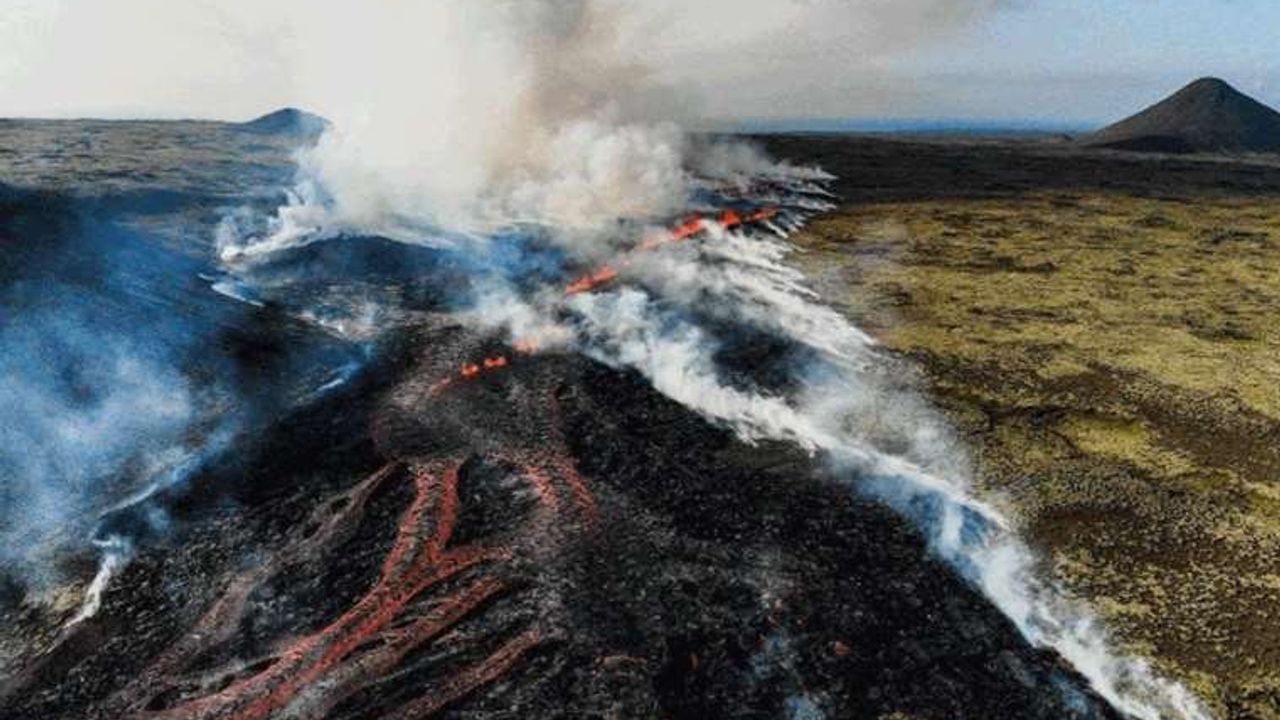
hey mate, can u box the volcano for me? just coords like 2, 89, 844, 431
1083, 77, 1280, 153
0, 317, 1124, 720
0, 119, 1197, 720
240, 107, 329, 137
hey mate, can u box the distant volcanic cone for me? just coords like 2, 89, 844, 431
1083, 77, 1280, 153
239, 107, 330, 137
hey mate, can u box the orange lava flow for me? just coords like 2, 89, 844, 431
550, 454, 598, 526
497, 450, 597, 533
382, 629, 543, 720
542, 387, 601, 526
123, 417, 600, 719
426, 341, 542, 397
116, 288, 616, 717
149, 463, 514, 720
424, 207, 780, 399
564, 207, 778, 297
564, 264, 619, 296
121, 464, 404, 699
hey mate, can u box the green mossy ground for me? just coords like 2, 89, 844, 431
795, 190, 1280, 718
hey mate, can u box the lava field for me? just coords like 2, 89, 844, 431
2, 318, 1125, 719
0, 120, 1131, 719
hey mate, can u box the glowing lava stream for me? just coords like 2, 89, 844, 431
564, 207, 778, 296
147, 463, 501, 720
426, 345, 534, 396
179, 162, 1206, 718
111, 441, 597, 719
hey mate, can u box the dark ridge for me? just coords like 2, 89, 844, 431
1083, 77, 1280, 154
239, 107, 329, 137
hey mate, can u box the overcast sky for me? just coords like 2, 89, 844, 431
0, 0, 1276, 125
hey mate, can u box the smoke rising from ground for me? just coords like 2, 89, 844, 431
213, 0, 1013, 251
0, 291, 194, 594
561, 220, 1209, 720
0, 196, 366, 620
280, 1, 688, 241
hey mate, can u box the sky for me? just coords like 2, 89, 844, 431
0, 0, 1277, 126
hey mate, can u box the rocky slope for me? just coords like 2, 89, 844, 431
1083, 78, 1280, 154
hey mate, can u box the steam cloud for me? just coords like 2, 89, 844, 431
0, 303, 192, 593
0, 203, 362, 630
223, 0, 1015, 254
0, 217, 255, 616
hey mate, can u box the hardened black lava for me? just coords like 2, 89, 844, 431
0, 319, 1122, 719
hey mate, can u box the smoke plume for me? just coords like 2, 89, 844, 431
0, 1, 1013, 120
221, 0, 1015, 254
0, 301, 193, 592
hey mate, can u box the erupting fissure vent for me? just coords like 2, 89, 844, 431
426, 341, 539, 396
568, 206, 783, 295
565, 207, 780, 296
424, 206, 778, 397
425, 206, 786, 396
3, 144, 1200, 720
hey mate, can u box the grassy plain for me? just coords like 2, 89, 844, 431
768, 134, 1280, 719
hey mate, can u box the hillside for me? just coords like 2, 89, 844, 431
1084, 77, 1280, 153
240, 107, 329, 137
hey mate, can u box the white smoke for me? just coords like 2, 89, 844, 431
65, 535, 131, 627
563, 220, 1208, 720
0, 0, 1016, 121
222, 0, 993, 260
0, 312, 194, 595
288, 1, 686, 239
221, 1, 693, 263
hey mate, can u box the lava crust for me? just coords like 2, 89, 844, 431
2, 317, 1122, 719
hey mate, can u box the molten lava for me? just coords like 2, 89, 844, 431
564, 207, 778, 297
423, 208, 784, 403
106, 394, 599, 719
90, 202, 779, 718
564, 265, 620, 296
